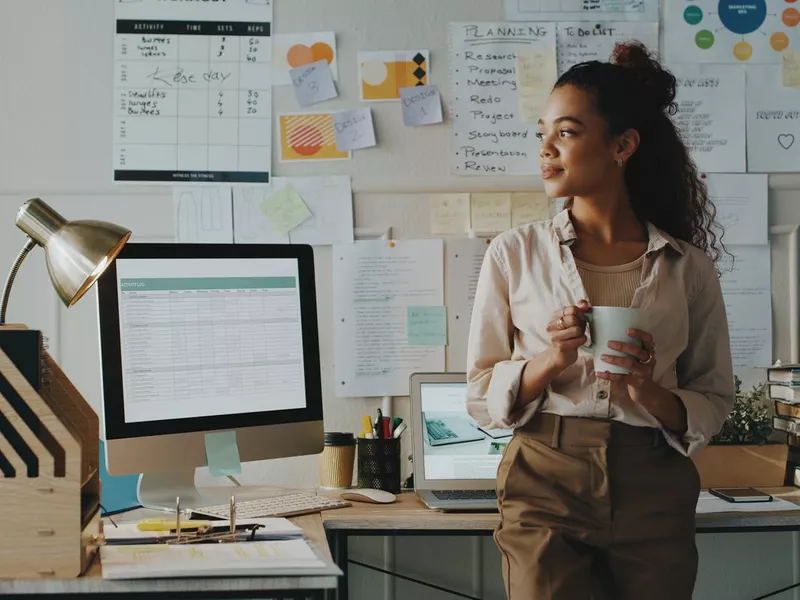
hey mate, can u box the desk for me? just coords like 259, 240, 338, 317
321, 487, 800, 600
0, 511, 339, 599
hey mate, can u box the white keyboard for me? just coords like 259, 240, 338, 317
193, 492, 351, 519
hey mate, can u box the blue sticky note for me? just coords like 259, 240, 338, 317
204, 431, 242, 477
99, 440, 140, 515
407, 306, 448, 346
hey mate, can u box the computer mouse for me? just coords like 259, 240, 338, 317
340, 488, 397, 504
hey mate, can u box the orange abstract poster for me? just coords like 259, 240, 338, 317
279, 112, 351, 162
273, 32, 338, 86
358, 50, 430, 101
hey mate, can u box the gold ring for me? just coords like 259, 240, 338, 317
557, 318, 565, 329
640, 353, 654, 365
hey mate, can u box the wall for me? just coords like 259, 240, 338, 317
2, 1, 800, 598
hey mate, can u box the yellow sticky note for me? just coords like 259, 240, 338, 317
783, 50, 800, 88
430, 193, 471, 234
511, 192, 549, 227
260, 185, 312, 235
471, 193, 511, 233
517, 47, 558, 123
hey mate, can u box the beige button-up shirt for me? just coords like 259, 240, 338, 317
466, 209, 735, 457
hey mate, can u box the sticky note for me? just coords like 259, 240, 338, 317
407, 306, 448, 346
333, 107, 377, 151
511, 192, 549, 227
260, 185, 312, 235
430, 193, 471, 234
517, 47, 558, 123
204, 431, 242, 477
470, 193, 511, 233
400, 85, 443, 126
290, 59, 338, 107
783, 50, 800, 88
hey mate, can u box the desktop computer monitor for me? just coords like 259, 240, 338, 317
96, 243, 324, 509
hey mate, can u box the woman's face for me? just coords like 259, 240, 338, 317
537, 84, 625, 199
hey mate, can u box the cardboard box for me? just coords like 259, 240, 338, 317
691, 444, 789, 489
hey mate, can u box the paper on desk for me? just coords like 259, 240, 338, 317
333, 239, 445, 397
233, 176, 353, 246
719, 245, 772, 388
400, 85, 443, 126
333, 107, 376, 151
430, 193, 471, 235
446, 238, 489, 371
173, 187, 233, 243
696, 491, 800, 514
511, 192, 549, 227
204, 431, 242, 478
101, 539, 327, 579
290, 59, 338, 107
471, 193, 511, 233
104, 517, 303, 544
407, 306, 448, 346
516, 46, 558, 123
260, 184, 313, 236
706, 174, 768, 245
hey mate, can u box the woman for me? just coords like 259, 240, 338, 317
466, 41, 735, 600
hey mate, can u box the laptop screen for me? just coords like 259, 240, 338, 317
420, 382, 512, 480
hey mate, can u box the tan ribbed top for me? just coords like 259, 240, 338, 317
574, 254, 645, 308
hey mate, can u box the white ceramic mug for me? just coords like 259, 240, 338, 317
582, 307, 650, 375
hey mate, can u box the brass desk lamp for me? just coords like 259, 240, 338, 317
0, 198, 130, 578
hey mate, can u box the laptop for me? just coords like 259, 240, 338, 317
410, 372, 513, 512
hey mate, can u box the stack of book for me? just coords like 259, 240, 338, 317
769, 363, 800, 442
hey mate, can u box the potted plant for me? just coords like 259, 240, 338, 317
691, 376, 789, 489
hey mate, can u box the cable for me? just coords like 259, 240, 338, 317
348, 559, 481, 600
752, 581, 800, 600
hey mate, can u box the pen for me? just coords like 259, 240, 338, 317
375, 408, 383, 439
392, 422, 407, 439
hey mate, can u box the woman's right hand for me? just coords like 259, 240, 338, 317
545, 300, 591, 372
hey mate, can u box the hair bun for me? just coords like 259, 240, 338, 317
611, 41, 677, 115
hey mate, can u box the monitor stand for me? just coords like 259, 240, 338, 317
137, 469, 266, 511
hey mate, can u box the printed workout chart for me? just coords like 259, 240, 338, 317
114, 0, 273, 184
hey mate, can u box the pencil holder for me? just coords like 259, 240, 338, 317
357, 437, 401, 493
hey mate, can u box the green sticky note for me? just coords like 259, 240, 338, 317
204, 431, 242, 477
407, 306, 448, 346
260, 184, 313, 235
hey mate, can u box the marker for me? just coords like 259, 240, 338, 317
392, 422, 407, 439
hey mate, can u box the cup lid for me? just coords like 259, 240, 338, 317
324, 431, 356, 446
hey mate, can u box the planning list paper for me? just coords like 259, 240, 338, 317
114, 0, 273, 184
450, 23, 557, 176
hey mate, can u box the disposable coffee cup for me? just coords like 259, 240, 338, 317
318, 432, 356, 489
582, 307, 649, 375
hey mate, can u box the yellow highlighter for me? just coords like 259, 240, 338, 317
136, 518, 213, 532
361, 415, 373, 437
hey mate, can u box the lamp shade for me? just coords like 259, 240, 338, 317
15, 199, 131, 307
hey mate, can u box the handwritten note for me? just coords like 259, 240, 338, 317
511, 192, 549, 227
407, 307, 448, 346
114, 1, 273, 184
517, 46, 558, 123
400, 85, 443, 126
446, 238, 490, 370
746, 65, 800, 172
430, 193, 471, 234
672, 65, 746, 173
705, 174, 768, 245
260, 184, 312, 235
333, 107, 377, 151
784, 51, 800, 88
450, 23, 556, 175
719, 245, 772, 387
290, 59, 338, 107
556, 22, 659, 75
173, 186, 233, 243
471, 193, 511, 232
333, 240, 445, 397
204, 431, 242, 477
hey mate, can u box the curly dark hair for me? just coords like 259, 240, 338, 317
555, 41, 726, 267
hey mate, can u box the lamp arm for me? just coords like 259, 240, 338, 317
0, 238, 37, 325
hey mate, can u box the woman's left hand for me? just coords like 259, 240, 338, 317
595, 328, 657, 403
